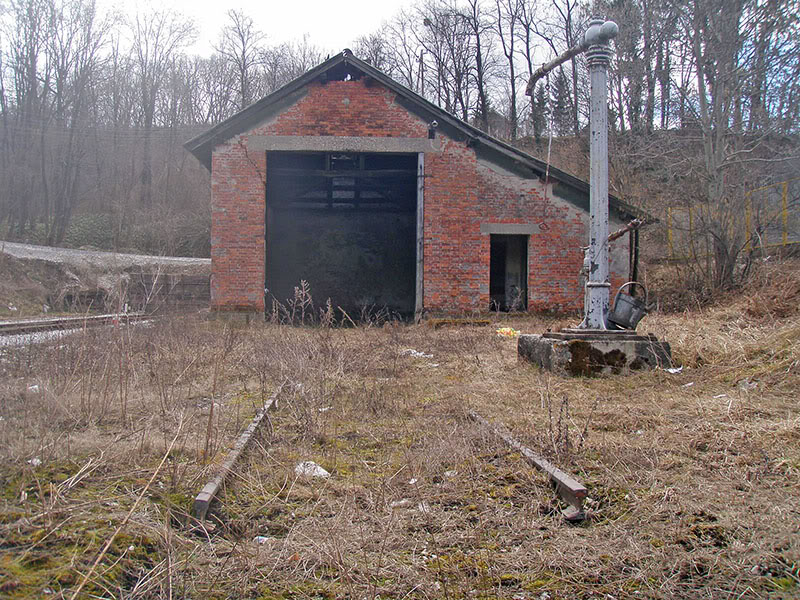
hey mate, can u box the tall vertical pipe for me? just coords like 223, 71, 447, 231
525, 18, 617, 329
583, 22, 614, 329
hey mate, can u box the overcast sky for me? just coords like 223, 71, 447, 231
115, 0, 414, 57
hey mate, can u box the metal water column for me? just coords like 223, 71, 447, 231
524, 17, 618, 329
582, 19, 616, 329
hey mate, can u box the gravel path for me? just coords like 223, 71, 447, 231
0, 241, 210, 274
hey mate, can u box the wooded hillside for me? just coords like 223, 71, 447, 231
1, 0, 798, 287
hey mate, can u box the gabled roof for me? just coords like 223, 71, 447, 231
184, 50, 642, 221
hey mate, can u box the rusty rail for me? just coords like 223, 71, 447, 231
193, 390, 281, 521
468, 410, 588, 522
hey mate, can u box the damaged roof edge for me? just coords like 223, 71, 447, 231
184, 50, 645, 222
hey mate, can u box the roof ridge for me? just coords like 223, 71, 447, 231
184, 50, 644, 221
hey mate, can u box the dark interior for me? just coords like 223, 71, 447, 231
266, 151, 418, 317
489, 234, 528, 311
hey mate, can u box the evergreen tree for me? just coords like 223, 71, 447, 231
532, 82, 549, 144
552, 68, 574, 136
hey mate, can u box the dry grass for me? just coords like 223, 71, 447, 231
1, 269, 799, 599
0, 254, 67, 318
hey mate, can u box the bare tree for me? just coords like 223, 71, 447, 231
459, 0, 495, 131
384, 10, 423, 91
495, 0, 521, 139
548, 0, 584, 135
130, 8, 194, 207
282, 34, 325, 81
215, 9, 265, 111
1, 0, 51, 234
0, 0, 109, 242
46, 0, 109, 243
353, 32, 391, 71
415, 0, 475, 119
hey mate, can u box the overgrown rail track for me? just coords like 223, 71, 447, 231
2, 300, 798, 598
192, 388, 589, 526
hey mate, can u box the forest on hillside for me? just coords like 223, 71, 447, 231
0, 0, 798, 288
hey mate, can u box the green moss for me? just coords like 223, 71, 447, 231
498, 573, 522, 586
257, 582, 338, 599
524, 574, 557, 590
1, 460, 77, 503
425, 551, 491, 586
153, 489, 194, 512
771, 576, 797, 591
0, 500, 163, 600
623, 578, 644, 591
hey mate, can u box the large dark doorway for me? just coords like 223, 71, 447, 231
489, 234, 528, 311
266, 152, 418, 317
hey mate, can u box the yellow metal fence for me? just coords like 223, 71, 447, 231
666, 178, 800, 260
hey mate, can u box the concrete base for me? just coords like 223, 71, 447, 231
518, 329, 672, 376
207, 309, 263, 324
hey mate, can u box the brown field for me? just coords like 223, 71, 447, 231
1, 264, 799, 600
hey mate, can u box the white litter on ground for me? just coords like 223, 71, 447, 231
294, 461, 330, 478
401, 349, 433, 359
738, 379, 758, 391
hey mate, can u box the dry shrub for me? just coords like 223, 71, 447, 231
643, 256, 800, 317
743, 260, 800, 319
641, 261, 716, 312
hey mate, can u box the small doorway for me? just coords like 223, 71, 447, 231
489, 234, 528, 311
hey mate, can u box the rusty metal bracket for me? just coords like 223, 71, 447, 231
468, 410, 588, 522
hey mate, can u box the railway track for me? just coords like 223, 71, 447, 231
0, 312, 148, 336
192, 395, 589, 525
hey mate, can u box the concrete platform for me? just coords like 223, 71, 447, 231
518, 329, 672, 376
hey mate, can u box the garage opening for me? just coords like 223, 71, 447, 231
266, 152, 418, 318
489, 234, 528, 311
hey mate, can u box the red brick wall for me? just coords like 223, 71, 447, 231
476, 162, 629, 312
209, 78, 629, 314
423, 141, 483, 310
210, 142, 266, 311
476, 162, 583, 312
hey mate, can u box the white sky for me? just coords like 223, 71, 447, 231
116, 0, 415, 57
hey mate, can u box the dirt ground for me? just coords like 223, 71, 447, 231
0, 263, 798, 599
0, 245, 210, 319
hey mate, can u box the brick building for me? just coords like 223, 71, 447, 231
185, 50, 640, 318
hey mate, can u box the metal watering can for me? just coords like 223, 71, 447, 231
608, 281, 650, 330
